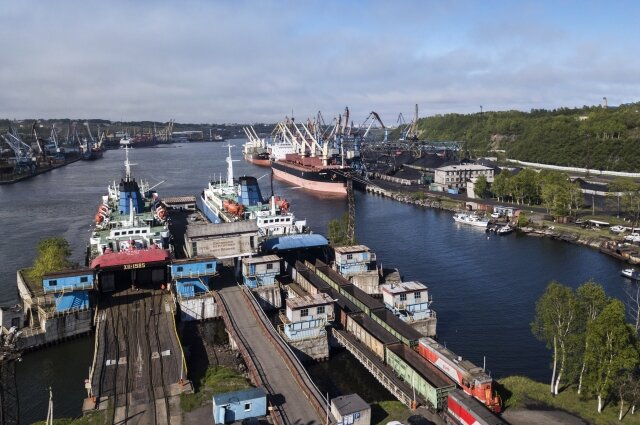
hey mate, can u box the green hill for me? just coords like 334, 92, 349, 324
415, 102, 640, 172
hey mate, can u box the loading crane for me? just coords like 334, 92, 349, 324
1, 126, 36, 173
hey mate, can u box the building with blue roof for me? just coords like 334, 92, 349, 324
212, 387, 267, 424
172, 258, 219, 321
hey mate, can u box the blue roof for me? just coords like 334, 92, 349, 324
212, 387, 266, 405
176, 278, 209, 298
55, 291, 90, 312
262, 234, 328, 251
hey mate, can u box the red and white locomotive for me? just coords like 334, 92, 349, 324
446, 389, 506, 425
418, 337, 501, 412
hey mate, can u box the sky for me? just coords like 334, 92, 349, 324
1, 0, 639, 124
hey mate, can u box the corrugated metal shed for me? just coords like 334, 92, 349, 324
332, 393, 369, 415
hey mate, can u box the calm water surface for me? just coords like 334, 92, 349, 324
0, 142, 633, 423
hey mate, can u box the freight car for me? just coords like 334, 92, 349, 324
446, 389, 506, 425
418, 337, 501, 412
385, 343, 455, 411
346, 312, 398, 361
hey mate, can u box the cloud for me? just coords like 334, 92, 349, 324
1, 0, 640, 123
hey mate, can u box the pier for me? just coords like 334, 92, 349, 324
87, 289, 188, 424
216, 284, 329, 424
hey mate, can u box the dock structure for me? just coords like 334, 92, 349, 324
88, 289, 188, 424
216, 285, 330, 424
332, 328, 426, 408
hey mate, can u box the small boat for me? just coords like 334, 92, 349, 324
453, 212, 489, 228
621, 268, 640, 281
610, 225, 626, 233
497, 224, 514, 235
624, 233, 640, 243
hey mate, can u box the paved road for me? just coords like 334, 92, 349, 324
219, 286, 324, 425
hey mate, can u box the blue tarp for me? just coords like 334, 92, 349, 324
261, 234, 328, 252
55, 291, 90, 312
176, 278, 209, 298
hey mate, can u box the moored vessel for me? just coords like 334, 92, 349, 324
87, 147, 172, 291
243, 126, 271, 166
453, 212, 489, 228
621, 268, 640, 281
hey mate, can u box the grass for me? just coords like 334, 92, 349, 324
180, 366, 252, 412
499, 376, 640, 425
32, 411, 108, 425
370, 400, 416, 425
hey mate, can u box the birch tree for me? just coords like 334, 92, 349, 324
575, 281, 609, 395
583, 300, 639, 413
531, 282, 579, 395
624, 282, 640, 335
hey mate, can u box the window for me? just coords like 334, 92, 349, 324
266, 263, 273, 270
399, 293, 407, 301
114, 232, 120, 236
414, 291, 421, 299
346, 253, 353, 260
317, 306, 326, 315
49, 280, 58, 286
80, 276, 88, 283
135, 230, 140, 234
300, 308, 309, 317
244, 402, 251, 411
177, 266, 183, 272
206, 263, 213, 269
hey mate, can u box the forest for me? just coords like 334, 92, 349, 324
415, 102, 640, 172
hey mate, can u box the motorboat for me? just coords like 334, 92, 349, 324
453, 212, 489, 228
621, 268, 640, 281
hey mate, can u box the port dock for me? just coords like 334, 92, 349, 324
87, 289, 188, 424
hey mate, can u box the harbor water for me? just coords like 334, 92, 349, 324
0, 142, 634, 423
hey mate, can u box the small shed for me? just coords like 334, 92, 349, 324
331, 393, 371, 425
380, 281, 431, 313
242, 255, 280, 288
333, 245, 376, 276
212, 387, 267, 424
42, 269, 94, 294
285, 293, 334, 323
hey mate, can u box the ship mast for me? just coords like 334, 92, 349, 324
226, 143, 234, 187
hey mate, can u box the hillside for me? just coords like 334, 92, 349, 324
415, 102, 640, 172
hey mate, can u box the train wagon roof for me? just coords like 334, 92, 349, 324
314, 259, 352, 286
372, 308, 424, 342
340, 284, 385, 311
349, 312, 398, 345
449, 389, 507, 425
387, 343, 455, 389
326, 287, 361, 314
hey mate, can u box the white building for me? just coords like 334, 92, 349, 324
380, 281, 433, 321
331, 394, 371, 425
434, 164, 494, 190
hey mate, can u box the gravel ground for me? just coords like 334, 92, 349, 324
502, 408, 590, 425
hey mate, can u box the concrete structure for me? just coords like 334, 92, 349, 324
380, 281, 437, 337
172, 258, 219, 321
331, 394, 371, 425
184, 221, 259, 259
334, 246, 376, 276
434, 164, 494, 191
241, 255, 280, 288
333, 245, 380, 295
279, 293, 334, 361
212, 387, 267, 424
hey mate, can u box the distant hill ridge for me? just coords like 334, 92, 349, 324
415, 102, 640, 172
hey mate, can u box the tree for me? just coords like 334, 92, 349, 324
531, 282, 580, 395
583, 300, 639, 413
575, 281, 610, 394
610, 177, 640, 225
624, 282, 640, 335
474, 175, 488, 199
28, 236, 73, 283
327, 213, 354, 246
492, 170, 511, 202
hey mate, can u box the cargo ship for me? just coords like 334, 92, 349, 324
87, 147, 172, 291
197, 145, 308, 240
270, 118, 349, 195
242, 126, 271, 166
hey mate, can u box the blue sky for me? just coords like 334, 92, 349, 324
1, 0, 639, 123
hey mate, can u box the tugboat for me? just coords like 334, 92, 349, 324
87, 147, 171, 291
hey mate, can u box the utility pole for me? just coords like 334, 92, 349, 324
0, 354, 20, 425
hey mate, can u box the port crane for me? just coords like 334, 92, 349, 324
1, 126, 36, 173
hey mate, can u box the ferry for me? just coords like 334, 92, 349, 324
87, 147, 171, 291
453, 212, 489, 228
197, 145, 308, 240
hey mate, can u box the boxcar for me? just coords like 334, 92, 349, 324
385, 343, 455, 411
446, 389, 506, 425
346, 312, 398, 361
339, 284, 385, 316
371, 308, 423, 347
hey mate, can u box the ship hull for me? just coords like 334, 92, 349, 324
271, 161, 347, 195
245, 155, 271, 167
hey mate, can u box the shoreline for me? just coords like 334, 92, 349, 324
365, 184, 640, 267
0, 156, 82, 185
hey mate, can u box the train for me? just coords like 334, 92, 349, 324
291, 258, 503, 419
418, 337, 501, 412
446, 390, 506, 425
